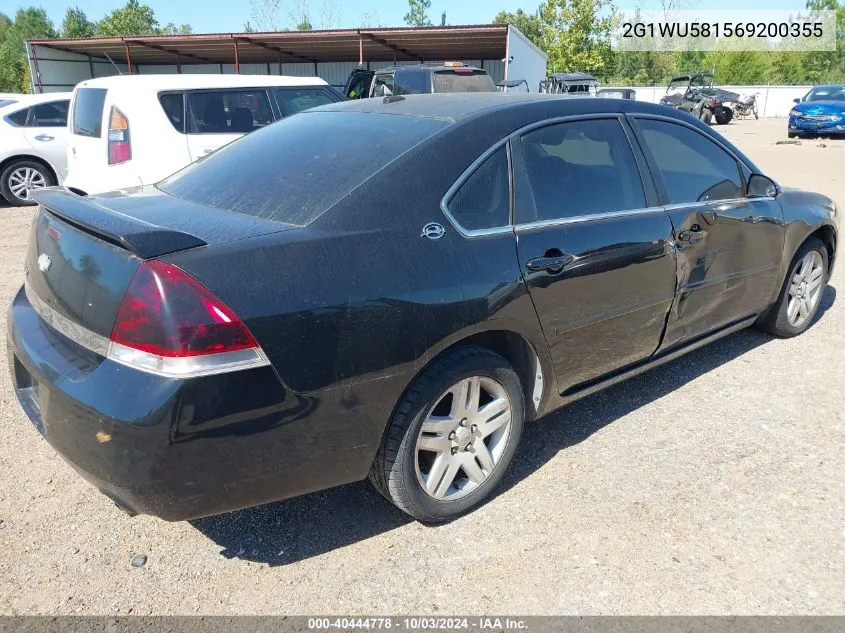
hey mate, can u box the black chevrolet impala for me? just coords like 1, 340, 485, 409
7, 94, 838, 522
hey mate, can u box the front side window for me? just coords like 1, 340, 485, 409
518, 118, 646, 223
72, 88, 107, 137
636, 118, 744, 204
188, 90, 272, 134
30, 100, 69, 127
447, 145, 510, 232
273, 88, 339, 117
372, 74, 395, 97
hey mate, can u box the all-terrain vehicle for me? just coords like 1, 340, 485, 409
539, 72, 598, 95
660, 72, 738, 125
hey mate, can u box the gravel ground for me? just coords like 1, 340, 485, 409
0, 118, 842, 615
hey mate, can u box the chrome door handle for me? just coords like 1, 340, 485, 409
526, 249, 574, 273
34, 134, 54, 142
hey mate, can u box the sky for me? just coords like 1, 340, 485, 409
10, 0, 813, 34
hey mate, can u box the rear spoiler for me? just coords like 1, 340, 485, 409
32, 188, 206, 259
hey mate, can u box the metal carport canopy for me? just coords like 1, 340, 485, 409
28, 25, 511, 67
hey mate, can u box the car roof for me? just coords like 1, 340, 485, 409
0, 92, 72, 115
75, 74, 328, 91
375, 64, 485, 73
310, 92, 682, 123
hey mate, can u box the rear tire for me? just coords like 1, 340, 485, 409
0, 159, 55, 207
370, 345, 524, 522
757, 237, 828, 338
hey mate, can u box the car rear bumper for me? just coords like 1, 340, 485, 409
7, 285, 383, 521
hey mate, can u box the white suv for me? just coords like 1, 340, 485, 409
64, 74, 342, 195
0, 93, 72, 206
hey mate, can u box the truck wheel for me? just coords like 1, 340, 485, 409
715, 109, 733, 125
700, 108, 713, 125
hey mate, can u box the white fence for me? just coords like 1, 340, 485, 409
606, 85, 812, 117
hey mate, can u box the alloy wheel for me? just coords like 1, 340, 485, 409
8, 167, 47, 202
415, 375, 512, 501
787, 250, 824, 328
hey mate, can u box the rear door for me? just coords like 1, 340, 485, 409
185, 88, 273, 161
68, 87, 108, 180
629, 116, 784, 350
23, 99, 70, 179
513, 116, 677, 394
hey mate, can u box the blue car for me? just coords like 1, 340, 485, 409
788, 84, 845, 138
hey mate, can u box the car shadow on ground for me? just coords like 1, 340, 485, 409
191, 285, 836, 566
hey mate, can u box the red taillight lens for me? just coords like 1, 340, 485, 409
108, 106, 131, 165
110, 260, 258, 358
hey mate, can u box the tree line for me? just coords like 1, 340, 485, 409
492, 0, 844, 86
0, 0, 191, 92
2, 0, 842, 94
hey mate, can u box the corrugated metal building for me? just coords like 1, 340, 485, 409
26, 25, 548, 94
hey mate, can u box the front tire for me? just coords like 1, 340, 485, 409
370, 346, 524, 522
0, 160, 55, 206
757, 237, 828, 337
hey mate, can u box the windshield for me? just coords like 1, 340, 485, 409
805, 86, 845, 102
691, 75, 713, 89
432, 70, 495, 93
159, 111, 449, 226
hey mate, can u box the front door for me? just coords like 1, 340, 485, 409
344, 69, 374, 99
513, 116, 678, 394
630, 116, 784, 350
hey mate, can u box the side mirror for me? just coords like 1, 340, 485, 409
793, 97, 801, 104
747, 173, 779, 198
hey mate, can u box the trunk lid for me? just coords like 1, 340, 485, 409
26, 187, 292, 339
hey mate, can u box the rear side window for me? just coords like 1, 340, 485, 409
72, 88, 107, 137
159, 92, 185, 133
6, 108, 29, 126
518, 119, 646, 223
273, 88, 339, 117
188, 90, 272, 134
30, 100, 69, 127
432, 70, 495, 93
159, 111, 448, 225
0, 99, 18, 108
636, 118, 744, 203
447, 145, 510, 232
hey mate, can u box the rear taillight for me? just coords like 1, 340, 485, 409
108, 106, 131, 165
107, 260, 268, 377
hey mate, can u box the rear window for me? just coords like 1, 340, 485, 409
0, 99, 18, 108
159, 111, 449, 226
273, 87, 339, 117
72, 88, 107, 137
432, 70, 495, 93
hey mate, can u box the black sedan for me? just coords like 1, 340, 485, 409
7, 94, 839, 523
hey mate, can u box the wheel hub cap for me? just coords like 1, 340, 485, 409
786, 250, 824, 328
415, 375, 513, 501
